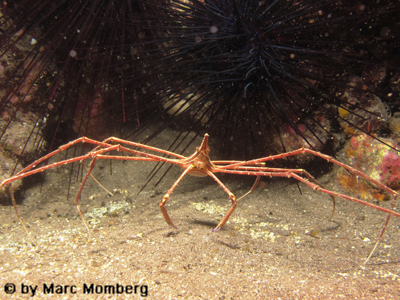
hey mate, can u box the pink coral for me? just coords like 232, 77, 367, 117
380, 152, 400, 189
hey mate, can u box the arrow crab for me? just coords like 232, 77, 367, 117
1, 134, 398, 263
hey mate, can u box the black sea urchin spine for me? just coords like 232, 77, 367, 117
0, 1, 155, 150
0, 0, 399, 165
130, 0, 400, 159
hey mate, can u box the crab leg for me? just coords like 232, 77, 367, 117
160, 165, 194, 229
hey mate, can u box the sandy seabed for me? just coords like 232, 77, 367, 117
0, 127, 399, 299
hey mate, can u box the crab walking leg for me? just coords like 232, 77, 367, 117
9, 183, 29, 235
220, 149, 399, 220
74, 151, 170, 232
14, 136, 185, 179
205, 170, 237, 232
15, 137, 115, 176
365, 215, 392, 263
160, 165, 194, 229
219, 170, 400, 218
237, 176, 261, 201
0, 144, 122, 230
208, 169, 330, 231
100, 137, 186, 159
0, 141, 186, 232
310, 183, 396, 264
218, 166, 336, 219
1, 132, 398, 262
74, 157, 99, 233
301, 182, 396, 264
0, 144, 122, 189
222, 148, 398, 200
220, 169, 399, 263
